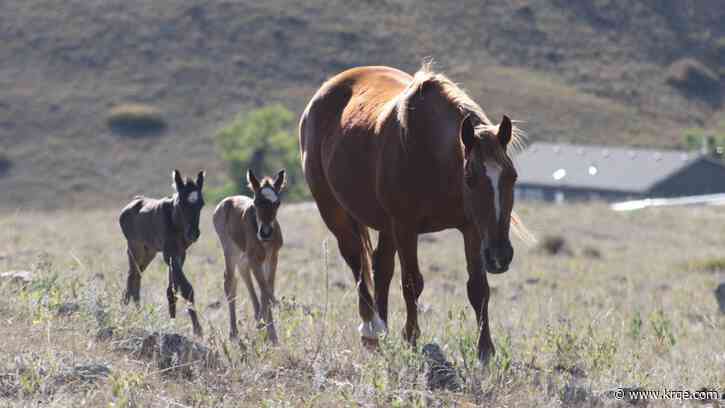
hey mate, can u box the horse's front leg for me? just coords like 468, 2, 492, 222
461, 224, 495, 363
164, 256, 177, 319
167, 253, 203, 337
392, 222, 424, 346
251, 261, 278, 344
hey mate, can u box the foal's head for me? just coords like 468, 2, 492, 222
460, 115, 517, 274
247, 169, 286, 242
172, 169, 205, 242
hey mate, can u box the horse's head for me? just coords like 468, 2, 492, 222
172, 169, 205, 243
460, 115, 517, 274
247, 169, 286, 242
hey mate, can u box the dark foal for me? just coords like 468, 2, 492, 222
119, 169, 205, 336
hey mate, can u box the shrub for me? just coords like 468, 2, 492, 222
107, 104, 167, 135
535, 234, 572, 256
215, 104, 308, 201
681, 128, 725, 158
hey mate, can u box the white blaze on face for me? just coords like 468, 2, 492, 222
187, 191, 199, 204
260, 187, 278, 203
484, 162, 502, 222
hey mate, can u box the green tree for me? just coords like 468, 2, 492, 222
213, 104, 308, 202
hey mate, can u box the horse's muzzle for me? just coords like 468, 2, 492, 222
258, 224, 274, 241
484, 242, 513, 274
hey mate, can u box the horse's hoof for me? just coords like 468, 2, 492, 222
361, 336, 379, 351
478, 347, 495, 366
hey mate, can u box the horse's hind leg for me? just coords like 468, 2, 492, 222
373, 230, 396, 325
221, 244, 241, 339
123, 243, 153, 305
303, 137, 382, 344
321, 205, 382, 341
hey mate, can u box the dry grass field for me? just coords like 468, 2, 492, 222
1, 201, 724, 407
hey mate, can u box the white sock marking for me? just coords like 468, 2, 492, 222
485, 162, 502, 222
358, 313, 387, 339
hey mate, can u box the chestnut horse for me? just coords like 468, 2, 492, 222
299, 64, 526, 361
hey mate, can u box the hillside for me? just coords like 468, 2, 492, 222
1, 0, 724, 209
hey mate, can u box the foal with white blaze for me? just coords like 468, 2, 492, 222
119, 169, 205, 336
213, 169, 285, 342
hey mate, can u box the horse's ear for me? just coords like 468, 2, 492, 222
172, 169, 184, 191
460, 114, 477, 156
247, 169, 261, 192
274, 169, 286, 191
498, 115, 512, 148
196, 170, 205, 190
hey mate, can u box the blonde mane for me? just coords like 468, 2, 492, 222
397, 62, 527, 154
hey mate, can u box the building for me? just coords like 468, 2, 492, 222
513, 142, 725, 202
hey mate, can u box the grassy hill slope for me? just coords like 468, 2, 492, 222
1, 0, 723, 209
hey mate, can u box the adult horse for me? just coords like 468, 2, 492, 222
299, 64, 526, 361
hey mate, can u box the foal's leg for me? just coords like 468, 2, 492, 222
392, 222, 424, 346
124, 243, 153, 305
373, 230, 396, 326
251, 260, 278, 344
460, 224, 495, 363
164, 255, 178, 319
174, 254, 203, 337
266, 250, 278, 303
222, 245, 241, 339
238, 254, 261, 322
165, 253, 203, 337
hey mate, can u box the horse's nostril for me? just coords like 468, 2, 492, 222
259, 226, 273, 240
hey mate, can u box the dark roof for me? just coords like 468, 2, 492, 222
513, 142, 721, 193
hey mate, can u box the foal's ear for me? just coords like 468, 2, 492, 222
172, 169, 184, 191
246, 169, 261, 192
460, 114, 477, 156
273, 169, 286, 191
498, 115, 512, 148
196, 170, 205, 190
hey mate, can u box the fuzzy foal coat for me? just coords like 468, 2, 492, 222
119, 195, 203, 336
213, 196, 282, 342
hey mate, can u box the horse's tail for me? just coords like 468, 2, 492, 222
354, 223, 375, 300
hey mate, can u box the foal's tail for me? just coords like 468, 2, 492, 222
354, 223, 375, 299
